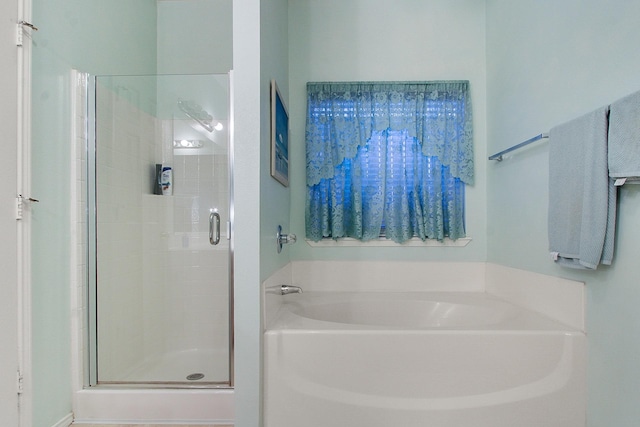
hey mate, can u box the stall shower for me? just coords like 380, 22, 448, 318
84, 73, 233, 387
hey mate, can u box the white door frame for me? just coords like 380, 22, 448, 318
0, 0, 20, 424
16, 0, 34, 425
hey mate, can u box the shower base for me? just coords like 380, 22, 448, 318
74, 387, 234, 424
75, 348, 233, 423
101, 348, 229, 385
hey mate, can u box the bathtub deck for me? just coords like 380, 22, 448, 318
271, 291, 581, 332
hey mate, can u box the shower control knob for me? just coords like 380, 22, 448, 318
276, 225, 296, 253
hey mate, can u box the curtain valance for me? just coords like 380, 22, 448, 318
305, 81, 474, 187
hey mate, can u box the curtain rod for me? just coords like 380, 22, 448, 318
488, 133, 549, 161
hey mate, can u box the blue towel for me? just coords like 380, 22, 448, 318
608, 89, 640, 183
548, 106, 616, 269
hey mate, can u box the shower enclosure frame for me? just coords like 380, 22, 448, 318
84, 72, 234, 389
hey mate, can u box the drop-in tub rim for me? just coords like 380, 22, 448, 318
269, 291, 581, 333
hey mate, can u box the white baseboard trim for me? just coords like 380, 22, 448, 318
51, 413, 73, 427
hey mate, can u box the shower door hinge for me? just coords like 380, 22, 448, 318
17, 370, 23, 395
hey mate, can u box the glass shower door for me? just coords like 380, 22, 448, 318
88, 73, 232, 386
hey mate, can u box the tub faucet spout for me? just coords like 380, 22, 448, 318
265, 284, 303, 295
280, 285, 303, 295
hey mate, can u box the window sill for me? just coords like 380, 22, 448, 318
305, 237, 472, 247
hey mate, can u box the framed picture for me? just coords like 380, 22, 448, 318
270, 79, 289, 187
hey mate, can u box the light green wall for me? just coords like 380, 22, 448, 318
288, 0, 487, 262
260, 0, 290, 281
157, 0, 232, 75
486, 1, 640, 425
31, 1, 157, 425
34, 0, 157, 76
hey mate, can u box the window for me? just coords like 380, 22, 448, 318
305, 81, 474, 243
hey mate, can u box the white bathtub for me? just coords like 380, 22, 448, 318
264, 291, 586, 427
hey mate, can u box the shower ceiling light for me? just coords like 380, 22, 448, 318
214, 122, 224, 131
173, 139, 204, 149
177, 99, 214, 132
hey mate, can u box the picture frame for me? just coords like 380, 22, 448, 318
270, 79, 289, 187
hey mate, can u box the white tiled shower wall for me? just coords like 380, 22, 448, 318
169, 152, 229, 353
75, 77, 229, 382
95, 81, 158, 379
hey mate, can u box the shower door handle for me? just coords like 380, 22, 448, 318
209, 211, 221, 245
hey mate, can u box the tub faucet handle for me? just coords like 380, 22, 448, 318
283, 233, 297, 244
276, 225, 297, 253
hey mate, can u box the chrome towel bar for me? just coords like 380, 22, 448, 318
489, 132, 549, 161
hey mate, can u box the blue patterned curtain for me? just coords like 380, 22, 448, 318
305, 81, 473, 243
